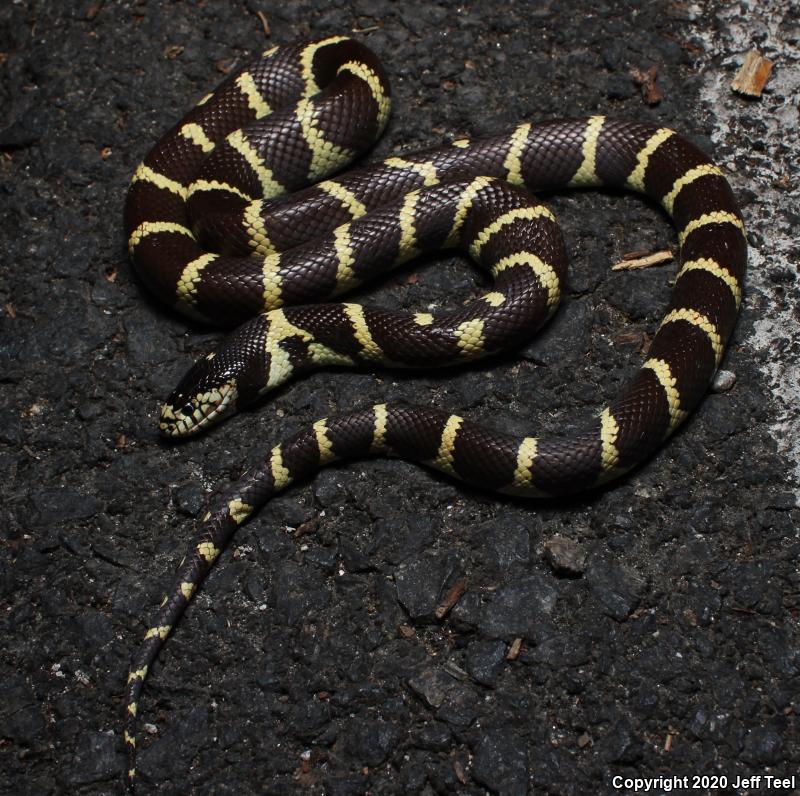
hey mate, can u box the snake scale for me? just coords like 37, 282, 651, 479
123, 35, 746, 788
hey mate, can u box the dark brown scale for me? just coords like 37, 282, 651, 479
643, 133, 713, 200
282, 304, 364, 356
670, 268, 739, 335
124, 181, 186, 231
324, 408, 379, 458
124, 35, 746, 793
280, 244, 346, 302
306, 73, 386, 151
591, 118, 655, 185
361, 313, 461, 364
669, 175, 740, 231
191, 257, 267, 323
479, 275, 552, 350
609, 369, 672, 467
131, 232, 199, 302
647, 321, 719, 411
310, 38, 390, 96
531, 434, 605, 494
681, 224, 746, 268
521, 122, 587, 185
473, 213, 561, 267
450, 422, 523, 490
346, 214, 407, 273
258, 192, 358, 251
434, 135, 515, 182
281, 426, 327, 474
383, 404, 451, 461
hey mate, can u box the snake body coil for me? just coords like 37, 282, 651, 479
123, 36, 746, 787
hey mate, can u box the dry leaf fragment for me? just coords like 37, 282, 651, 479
506, 638, 523, 660
434, 578, 468, 619
397, 623, 415, 638
215, 58, 237, 75
611, 249, 674, 271
255, 10, 270, 36
630, 65, 663, 106
732, 50, 774, 98
453, 759, 468, 785
292, 517, 319, 538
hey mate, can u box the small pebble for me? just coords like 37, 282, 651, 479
711, 369, 737, 392
542, 536, 587, 576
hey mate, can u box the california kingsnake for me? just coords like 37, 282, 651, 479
123, 35, 746, 788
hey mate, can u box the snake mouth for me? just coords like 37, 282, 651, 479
158, 381, 237, 438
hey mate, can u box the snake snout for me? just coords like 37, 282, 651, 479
159, 380, 238, 437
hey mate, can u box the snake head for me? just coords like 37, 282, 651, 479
159, 352, 239, 438
159, 315, 273, 437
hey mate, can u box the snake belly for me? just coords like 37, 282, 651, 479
122, 35, 746, 788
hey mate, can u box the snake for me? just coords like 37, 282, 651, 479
122, 35, 746, 789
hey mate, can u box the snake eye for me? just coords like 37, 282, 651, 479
181, 403, 194, 416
